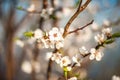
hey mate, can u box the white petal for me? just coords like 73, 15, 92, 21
90, 48, 96, 54
94, 35, 99, 42
89, 54, 95, 60
72, 56, 78, 63
96, 52, 103, 61
45, 52, 53, 60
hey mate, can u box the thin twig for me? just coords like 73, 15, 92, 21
68, 20, 94, 34
63, 0, 91, 38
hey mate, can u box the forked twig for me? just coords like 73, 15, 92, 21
63, 0, 92, 38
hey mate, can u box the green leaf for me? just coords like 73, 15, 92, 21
63, 67, 68, 72
17, 6, 23, 10
49, 15, 56, 20
112, 32, 120, 38
24, 31, 34, 38
104, 39, 115, 44
75, 73, 80, 77
64, 71, 67, 79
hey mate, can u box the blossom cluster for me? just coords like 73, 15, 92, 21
33, 27, 64, 49
95, 27, 112, 44
47, 51, 81, 71
27, 4, 54, 19
79, 28, 112, 61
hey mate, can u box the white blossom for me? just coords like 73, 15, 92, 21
16, 40, 24, 48
102, 28, 112, 36
63, 8, 71, 17
103, 19, 110, 26
112, 75, 120, 80
47, 7, 54, 15
45, 52, 53, 60
79, 46, 89, 55
94, 34, 105, 44
21, 61, 32, 74
49, 27, 63, 42
34, 29, 43, 39
60, 56, 71, 67
56, 41, 64, 49
51, 52, 62, 64
91, 22, 99, 30
48, 27, 64, 49
27, 4, 35, 12
40, 9, 50, 19
89, 48, 104, 61
72, 54, 81, 66
68, 77, 77, 80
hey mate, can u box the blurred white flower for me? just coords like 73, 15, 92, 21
34, 29, 43, 39
21, 61, 32, 74
89, 48, 104, 61
51, 52, 62, 64
112, 75, 120, 80
45, 52, 53, 60
72, 54, 81, 66
48, 27, 64, 49
102, 28, 112, 36
103, 19, 110, 26
16, 40, 24, 48
79, 46, 89, 55
68, 77, 77, 80
56, 41, 64, 49
63, 8, 71, 17
40, 9, 48, 19
47, 7, 54, 15
94, 34, 105, 44
27, 4, 35, 12
60, 56, 71, 67
91, 22, 99, 30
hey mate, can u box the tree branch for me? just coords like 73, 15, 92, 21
68, 20, 93, 34
62, 0, 91, 38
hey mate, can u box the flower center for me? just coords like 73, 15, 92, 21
53, 33, 58, 37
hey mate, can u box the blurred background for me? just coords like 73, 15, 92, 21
0, 0, 120, 80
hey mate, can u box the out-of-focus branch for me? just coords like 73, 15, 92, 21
47, 59, 53, 80
31, 0, 49, 80
63, 0, 92, 38
4, 5, 16, 80
68, 20, 93, 34
47, 48, 58, 80
39, 0, 48, 30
